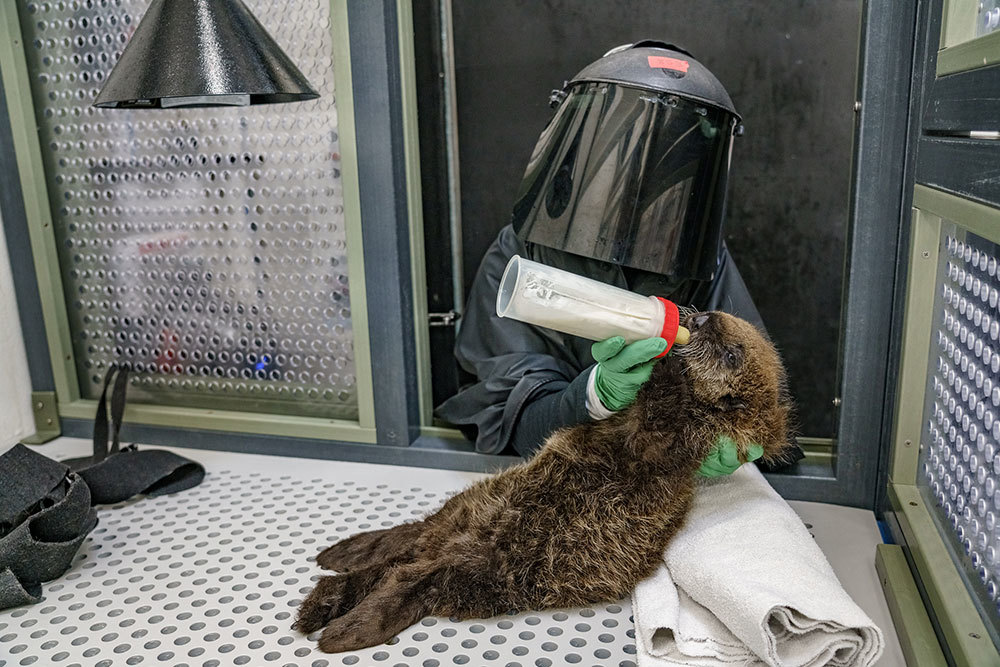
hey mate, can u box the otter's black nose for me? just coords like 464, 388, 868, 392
691, 314, 710, 330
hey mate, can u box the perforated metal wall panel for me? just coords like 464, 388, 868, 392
921, 224, 1000, 638
16, 0, 357, 419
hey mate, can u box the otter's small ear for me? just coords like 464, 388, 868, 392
719, 394, 746, 411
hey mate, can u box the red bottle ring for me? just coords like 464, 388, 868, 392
654, 297, 680, 358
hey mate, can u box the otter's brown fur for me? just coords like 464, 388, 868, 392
296, 311, 796, 653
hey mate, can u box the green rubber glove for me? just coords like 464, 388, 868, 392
698, 435, 764, 478
591, 336, 668, 412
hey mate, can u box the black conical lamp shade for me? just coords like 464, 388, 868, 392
94, 0, 319, 108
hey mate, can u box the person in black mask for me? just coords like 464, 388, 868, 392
437, 41, 802, 472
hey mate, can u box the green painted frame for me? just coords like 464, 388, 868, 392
889, 205, 941, 485
397, 0, 435, 427
0, 0, 378, 443
940, 0, 980, 50
0, 3, 77, 404
938, 0, 1000, 75
889, 485, 996, 664
887, 184, 1000, 663
875, 544, 948, 667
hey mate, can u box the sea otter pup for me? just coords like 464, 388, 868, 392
296, 311, 796, 653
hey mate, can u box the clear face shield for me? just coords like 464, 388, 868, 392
512, 82, 739, 282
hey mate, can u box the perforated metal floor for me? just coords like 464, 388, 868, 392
0, 443, 641, 667
0, 440, 904, 666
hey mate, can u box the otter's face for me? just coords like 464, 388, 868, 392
672, 311, 796, 465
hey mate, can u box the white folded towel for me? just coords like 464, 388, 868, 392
632, 465, 884, 667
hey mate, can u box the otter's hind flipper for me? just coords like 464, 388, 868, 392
316, 521, 425, 572
316, 562, 437, 653
294, 563, 390, 634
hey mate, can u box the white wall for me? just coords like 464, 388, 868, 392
0, 207, 35, 448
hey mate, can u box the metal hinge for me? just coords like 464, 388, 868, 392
428, 310, 461, 327
22, 391, 61, 444
549, 83, 569, 108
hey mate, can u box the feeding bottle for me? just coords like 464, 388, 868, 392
496, 255, 690, 355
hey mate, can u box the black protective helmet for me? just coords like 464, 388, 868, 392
512, 41, 742, 282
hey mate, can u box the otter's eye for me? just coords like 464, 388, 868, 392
725, 351, 738, 366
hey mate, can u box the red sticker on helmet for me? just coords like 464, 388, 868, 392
647, 56, 689, 72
